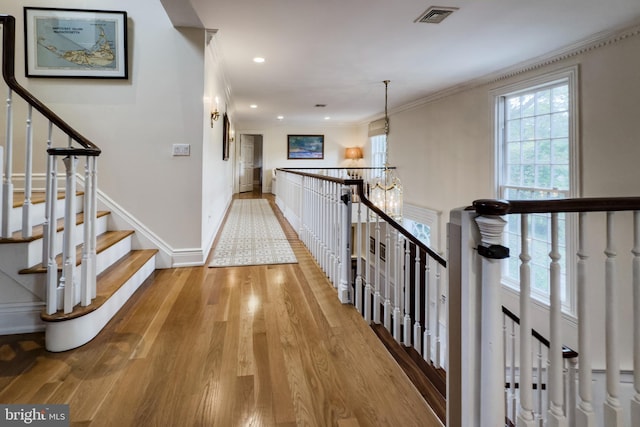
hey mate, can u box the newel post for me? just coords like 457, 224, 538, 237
338, 186, 352, 303
475, 213, 508, 427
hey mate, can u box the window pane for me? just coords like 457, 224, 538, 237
536, 140, 551, 163
522, 117, 535, 140
536, 165, 551, 188
552, 85, 569, 112
522, 94, 535, 117
507, 120, 521, 142
535, 89, 551, 115
551, 112, 569, 138
552, 165, 569, 190
535, 115, 551, 139
522, 141, 535, 163
552, 138, 569, 164
508, 165, 522, 185
508, 142, 521, 163
507, 98, 521, 119
523, 165, 535, 186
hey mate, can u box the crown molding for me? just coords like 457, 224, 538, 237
391, 18, 640, 117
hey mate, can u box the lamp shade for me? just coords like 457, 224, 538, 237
345, 147, 363, 160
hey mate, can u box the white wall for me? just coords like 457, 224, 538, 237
389, 27, 640, 368
2, 0, 233, 266
237, 124, 368, 193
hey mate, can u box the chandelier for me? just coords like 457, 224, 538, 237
369, 80, 403, 221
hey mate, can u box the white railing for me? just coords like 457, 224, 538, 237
449, 198, 640, 427
275, 167, 448, 374
1, 14, 101, 316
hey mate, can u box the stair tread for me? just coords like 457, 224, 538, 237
0, 211, 110, 244
41, 249, 158, 322
19, 230, 135, 274
12, 191, 83, 208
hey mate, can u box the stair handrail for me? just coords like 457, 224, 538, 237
276, 167, 446, 267
1, 14, 102, 316
0, 14, 100, 156
455, 195, 640, 426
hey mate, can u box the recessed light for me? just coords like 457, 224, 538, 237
324, 116, 331, 120
253, 57, 265, 63
250, 104, 258, 109
277, 115, 284, 120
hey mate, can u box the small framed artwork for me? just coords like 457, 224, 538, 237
287, 134, 324, 159
222, 113, 230, 161
24, 7, 128, 79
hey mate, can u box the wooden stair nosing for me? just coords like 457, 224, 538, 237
18, 229, 136, 274
371, 323, 446, 425
40, 249, 158, 322
12, 191, 84, 209
0, 210, 110, 244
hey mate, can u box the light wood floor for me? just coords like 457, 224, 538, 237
0, 192, 442, 427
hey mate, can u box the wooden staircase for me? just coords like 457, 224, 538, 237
0, 191, 157, 352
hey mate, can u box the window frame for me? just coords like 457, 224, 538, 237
492, 65, 580, 315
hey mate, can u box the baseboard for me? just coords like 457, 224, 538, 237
0, 302, 45, 335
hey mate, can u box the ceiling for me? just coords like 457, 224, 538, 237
162, 0, 640, 127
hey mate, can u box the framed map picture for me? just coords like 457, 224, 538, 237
24, 7, 128, 79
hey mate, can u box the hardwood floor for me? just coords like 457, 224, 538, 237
0, 193, 442, 426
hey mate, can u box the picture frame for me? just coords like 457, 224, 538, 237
287, 134, 324, 159
24, 7, 128, 79
222, 113, 230, 161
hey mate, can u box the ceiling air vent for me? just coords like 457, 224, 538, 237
415, 6, 458, 24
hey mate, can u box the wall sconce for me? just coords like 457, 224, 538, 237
210, 109, 220, 127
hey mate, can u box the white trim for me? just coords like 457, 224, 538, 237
361, 18, 640, 125
402, 202, 442, 253
491, 66, 580, 317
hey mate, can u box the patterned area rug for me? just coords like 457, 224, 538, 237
209, 199, 297, 267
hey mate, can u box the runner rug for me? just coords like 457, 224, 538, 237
209, 199, 297, 267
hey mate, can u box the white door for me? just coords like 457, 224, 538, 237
239, 135, 254, 193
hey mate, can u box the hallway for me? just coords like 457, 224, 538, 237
0, 193, 441, 426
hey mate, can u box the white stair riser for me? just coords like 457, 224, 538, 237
0, 214, 109, 300
7, 194, 84, 234
23, 213, 109, 267
45, 254, 156, 352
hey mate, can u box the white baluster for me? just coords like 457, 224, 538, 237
355, 197, 363, 314
384, 223, 392, 330
338, 186, 351, 303
62, 155, 78, 314
21, 106, 33, 238
45, 156, 59, 315
567, 357, 577, 427
576, 212, 595, 425
364, 206, 373, 324
403, 239, 412, 347
475, 214, 507, 427
2, 88, 13, 238
81, 156, 93, 306
393, 230, 402, 341
373, 215, 381, 324
89, 156, 98, 299
547, 213, 568, 427
413, 250, 422, 355
424, 253, 432, 362
603, 211, 623, 425
633, 210, 640, 425
42, 122, 54, 265
518, 214, 536, 426
435, 259, 442, 368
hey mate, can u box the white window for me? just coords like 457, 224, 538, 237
370, 134, 386, 172
494, 66, 579, 313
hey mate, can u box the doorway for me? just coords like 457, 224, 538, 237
238, 134, 263, 194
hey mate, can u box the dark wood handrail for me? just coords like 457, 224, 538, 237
474, 197, 640, 216
0, 15, 100, 154
276, 168, 447, 267
502, 306, 578, 359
